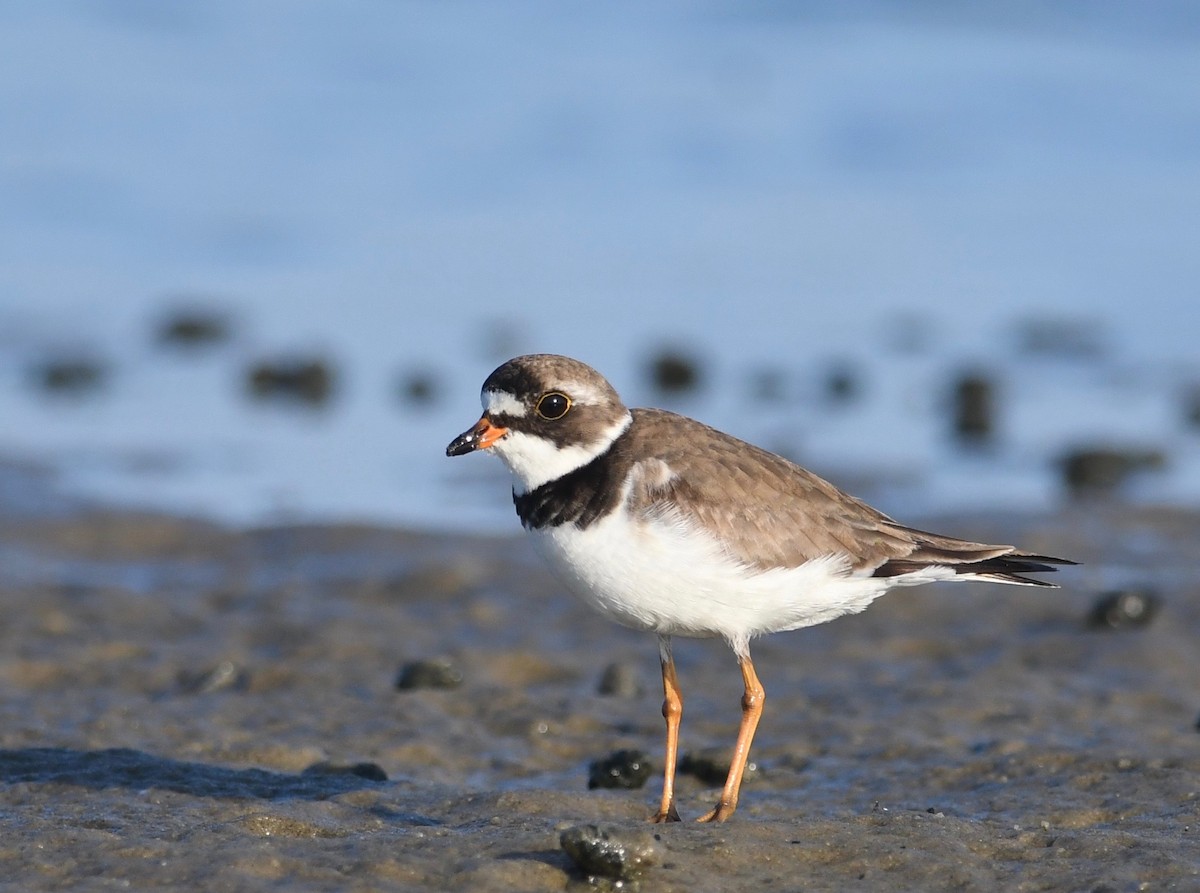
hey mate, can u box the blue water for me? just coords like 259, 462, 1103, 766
1, 2, 1198, 529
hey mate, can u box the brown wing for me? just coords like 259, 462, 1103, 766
622, 409, 1074, 583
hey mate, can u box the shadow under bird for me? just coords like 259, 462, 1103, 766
447, 353, 1074, 822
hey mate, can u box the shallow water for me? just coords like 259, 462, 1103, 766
3, 2, 1200, 528
1, 466, 1197, 890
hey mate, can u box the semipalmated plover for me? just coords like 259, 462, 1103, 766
447, 354, 1073, 822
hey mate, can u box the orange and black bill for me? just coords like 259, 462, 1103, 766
446, 417, 508, 456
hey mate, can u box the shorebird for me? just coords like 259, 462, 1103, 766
447, 354, 1073, 822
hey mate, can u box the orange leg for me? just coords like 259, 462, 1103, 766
696, 653, 765, 823
649, 635, 682, 823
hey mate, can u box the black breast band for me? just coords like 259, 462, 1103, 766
513, 434, 632, 530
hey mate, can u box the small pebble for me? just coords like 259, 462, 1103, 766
30, 357, 107, 396
397, 369, 438, 406
302, 761, 388, 782
952, 371, 996, 445
679, 748, 758, 786
395, 657, 464, 690
245, 356, 335, 406
678, 748, 728, 786
587, 749, 652, 790
1184, 386, 1200, 429
559, 823, 658, 882
596, 662, 642, 697
1086, 588, 1160, 631
646, 349, 701, 395
156, 307, 232, 348
824, 361, 860, 405
1059, 446, 1166, 497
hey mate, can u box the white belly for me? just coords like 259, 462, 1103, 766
529, 508, 907, 657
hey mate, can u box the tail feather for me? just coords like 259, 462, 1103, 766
873, 550, 1076, 588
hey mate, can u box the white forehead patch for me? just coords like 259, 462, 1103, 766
482, 389, 527, 418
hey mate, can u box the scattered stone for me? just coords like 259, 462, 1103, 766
245, 356, 335, 406
559, 823, 658, 883
1087, 588, 1160, 631
588, 749, 652, 790
952, 371, 996, 445
596, 662, 642, 697
397, 369, 438, 406
302, 761, 388, 782
678, 748, 728, 785
824, 361, 861, 405
395, 657, 464, 690
646, 349, 701, 395
679, 748, 758, 786
1184, 386, 1200, 430
156, 307, 233, 348
177, 660, 248, 694
1059, 446, 1166, 497
30, 356, 107, 396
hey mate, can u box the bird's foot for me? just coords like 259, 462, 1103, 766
648, 802, 681, 823
695, 800, 736, 823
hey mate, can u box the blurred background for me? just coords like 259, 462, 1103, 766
1, 1, 1198, 530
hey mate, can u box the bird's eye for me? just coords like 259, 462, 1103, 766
536, 392, 572, 420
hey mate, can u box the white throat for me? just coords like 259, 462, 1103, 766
491, 411, 632, 494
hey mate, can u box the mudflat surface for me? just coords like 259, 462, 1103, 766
1, 488, 1198, 890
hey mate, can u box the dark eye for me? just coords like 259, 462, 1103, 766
536, 391, 571, 420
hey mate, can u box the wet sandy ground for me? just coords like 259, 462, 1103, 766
0, 480, 1198, 890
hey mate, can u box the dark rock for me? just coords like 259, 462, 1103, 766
1059, 446, 1166, 497
245, 356, 335, 406
177, 660, 248, 694
952, 372, 996, 444
596, 662, 642, 697
588, 749, 652, 790
1184, 386, 1200, 430
395, 657, 464, 691
646, 349, 701, 395
824, 361, 860, 405
679, 747, 758, 786
1087, 588, 1160, 631
156, 307, 232, 348
678, 748, 728, 785
559, 823, 657, 882
302, 761, 388, 782
398, 369, 438, 406
30, 357, 107, 396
